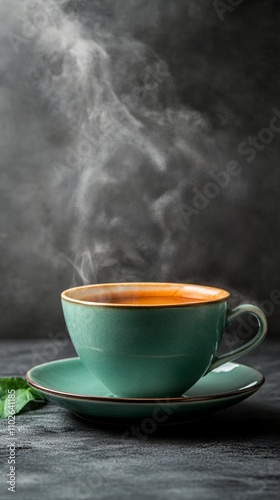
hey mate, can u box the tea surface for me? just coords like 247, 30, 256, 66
81, 293, 203, 305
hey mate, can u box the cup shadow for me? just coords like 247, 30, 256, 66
68, 399, 280, 444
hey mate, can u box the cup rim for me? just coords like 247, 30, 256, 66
61, 282, 230, 308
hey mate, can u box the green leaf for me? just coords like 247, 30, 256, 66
0, 377, 46, 419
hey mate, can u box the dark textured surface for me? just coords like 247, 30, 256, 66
0, 339, 279, 500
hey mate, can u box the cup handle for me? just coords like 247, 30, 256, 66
206, 304, 268, 373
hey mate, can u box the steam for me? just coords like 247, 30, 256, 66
0, 0, 253, 337
37, 1, 225, 285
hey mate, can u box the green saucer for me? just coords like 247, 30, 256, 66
26, 359, 264, 423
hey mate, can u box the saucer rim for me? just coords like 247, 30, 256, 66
26, 358, 265, 404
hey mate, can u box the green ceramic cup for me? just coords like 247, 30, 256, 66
61, 282, 267, 398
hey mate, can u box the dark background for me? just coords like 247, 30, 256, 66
1, 0, 279, 339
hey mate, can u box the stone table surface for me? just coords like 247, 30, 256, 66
0, 338, 279, 500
